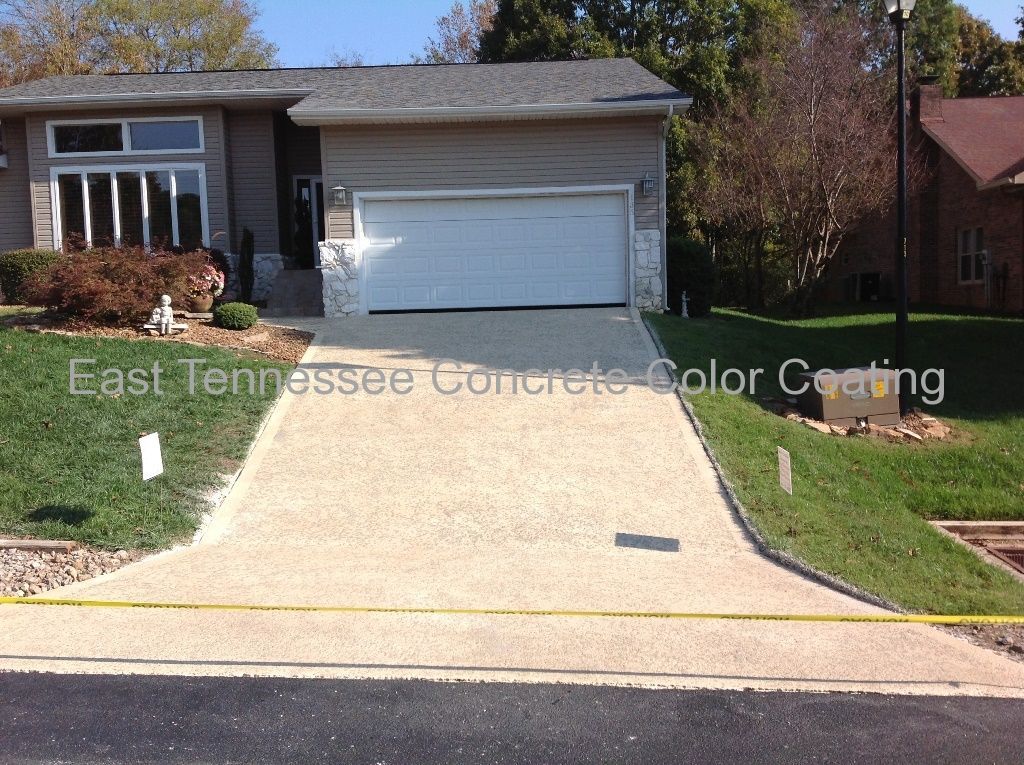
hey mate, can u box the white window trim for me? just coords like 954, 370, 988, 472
49, 162, 211, 249
349, 185, 636, 316
957, 226, 985, 285
46, 116, 205, 159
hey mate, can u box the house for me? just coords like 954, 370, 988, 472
0, 59, 689, 316
831, 83, 1024, 315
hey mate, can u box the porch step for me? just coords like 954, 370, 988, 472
262, 269, 324, 317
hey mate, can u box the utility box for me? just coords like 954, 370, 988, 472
797, 367, 900, 427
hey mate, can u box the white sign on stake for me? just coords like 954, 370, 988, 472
139, 432, 164, 481
777, 446, 792, 495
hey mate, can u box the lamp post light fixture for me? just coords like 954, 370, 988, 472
882, 0, 915, 417
331, 184, 348, 206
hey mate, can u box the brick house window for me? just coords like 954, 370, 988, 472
957, 227, 985, 284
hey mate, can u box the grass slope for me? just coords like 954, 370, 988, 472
0, 328, 290, 549
648, 309, 1024, 615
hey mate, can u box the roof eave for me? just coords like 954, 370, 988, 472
978, 174, 1024, 192
286, 98, 692, 126
0, 89, 314, 115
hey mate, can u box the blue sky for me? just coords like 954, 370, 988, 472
256, 0, 1021, 68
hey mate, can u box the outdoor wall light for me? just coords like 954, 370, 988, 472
642, 172, 655, 197
881, 0, 915, 22
331, 184, 348, 205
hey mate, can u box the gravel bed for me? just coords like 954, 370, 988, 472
1, 547, 142, 597
947, 624, 1024, 664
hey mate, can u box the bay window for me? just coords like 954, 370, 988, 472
51, 164, 209, 250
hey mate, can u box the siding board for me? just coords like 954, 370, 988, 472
322, 117, 662, 239
0, 118, 34, 251
225, 110, 279, 254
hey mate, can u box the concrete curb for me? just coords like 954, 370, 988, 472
639, 312, 903, 615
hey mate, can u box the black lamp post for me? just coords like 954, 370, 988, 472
882, 0, 915, 417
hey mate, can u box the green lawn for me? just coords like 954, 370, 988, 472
0, 327, 290, 550
648, 309, 1024, 615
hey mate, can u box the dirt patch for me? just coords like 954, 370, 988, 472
763, 398, 952, 443
946, 624, 1024, 664
18, 316, 313, 364
1, 546, 143, 597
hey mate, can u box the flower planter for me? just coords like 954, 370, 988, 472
190, 294, 214, 313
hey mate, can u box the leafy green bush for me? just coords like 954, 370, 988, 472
0, 249, 60, 303
665, 237, 715, 317
213, 301, 259, 330
22, 246, 210, 325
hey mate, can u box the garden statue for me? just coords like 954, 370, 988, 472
158, 295, 174, 335
143, 294, 188, 336
680, 291, 689, 319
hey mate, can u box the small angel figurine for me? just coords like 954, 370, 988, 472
158, 294, 174, 335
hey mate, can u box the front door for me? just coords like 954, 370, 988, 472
293, 176, 325, 268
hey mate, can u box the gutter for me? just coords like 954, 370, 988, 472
0, 88, 314, 113
288, 97, 693, 125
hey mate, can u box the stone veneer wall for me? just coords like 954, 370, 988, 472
223, 253, 284, 303
633, 229, 663, 311
319, 240, 360, 317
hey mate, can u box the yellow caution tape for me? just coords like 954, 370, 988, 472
1, 597, 1023, 624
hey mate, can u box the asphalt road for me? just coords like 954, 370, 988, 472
1, 673, 1022, 764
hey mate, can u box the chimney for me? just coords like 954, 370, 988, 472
912, 76, 943, 125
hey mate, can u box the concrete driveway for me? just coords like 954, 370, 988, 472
2, 308, 1024, 696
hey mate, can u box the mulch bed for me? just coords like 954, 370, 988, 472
15, 317, 313, 364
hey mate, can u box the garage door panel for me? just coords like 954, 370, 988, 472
362, 194, 628, 311
364, 194, 624, 224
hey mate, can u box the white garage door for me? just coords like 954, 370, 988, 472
360, 193, 628, 311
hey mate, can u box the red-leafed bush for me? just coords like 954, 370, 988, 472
22, 247, 217, 325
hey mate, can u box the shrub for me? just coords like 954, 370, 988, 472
22, 246, 212, 325
0, 249, 60, 303
213, 301, 259, 330
665, 237, 715, 318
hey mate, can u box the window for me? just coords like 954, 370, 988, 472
129, 120, 202, 152
47, 117, 204, 157
957, 227, 985, 284
52, 123, 124, 154
51, 164, 209, 250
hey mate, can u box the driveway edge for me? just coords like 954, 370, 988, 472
639, 312, 903, 614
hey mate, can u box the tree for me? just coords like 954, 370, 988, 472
477, 0, 610, 62
839, 0, 959, 94
0, 0, 277, 85
418, 0, 496, 64
94, 0, 277, 72
0, 0, 100, 84
329, 49, 365, 67
705, 9, 896, 314
955, 7, 1024, 96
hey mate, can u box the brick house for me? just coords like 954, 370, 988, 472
831, 84, 1024, 315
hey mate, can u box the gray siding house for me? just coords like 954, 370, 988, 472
0, 59, 689, 316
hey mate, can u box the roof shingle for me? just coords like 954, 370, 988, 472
921, 95, 1024, 187
0, 58, 687, 113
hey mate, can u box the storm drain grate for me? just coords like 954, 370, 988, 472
990, 548, 1024, 575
